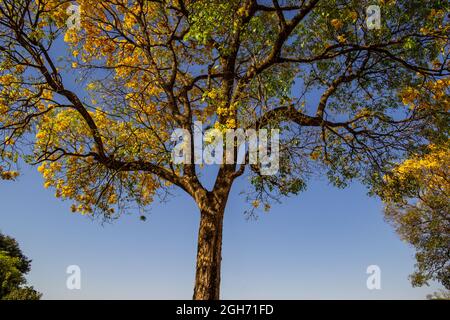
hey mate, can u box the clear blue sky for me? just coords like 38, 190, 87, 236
0, 162, 442, 299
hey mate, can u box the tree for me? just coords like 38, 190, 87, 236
0, 232, 42, 300
0, 0, 448, 299
383, 144, 449, 290
380, 78, 449, 290
0, 231, 31, 274
427, 290, 450, 300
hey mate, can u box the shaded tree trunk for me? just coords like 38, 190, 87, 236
193, 198, 225, 300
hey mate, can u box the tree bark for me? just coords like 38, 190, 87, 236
193, 200, 225, 300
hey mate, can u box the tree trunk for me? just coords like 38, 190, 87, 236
193, 201, 225, 300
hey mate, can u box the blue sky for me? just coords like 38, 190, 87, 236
0, 162, 442, 299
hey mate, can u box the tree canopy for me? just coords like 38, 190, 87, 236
0, 0, 447, 215
0, 232, 42, 300
380, 78, 449, 290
